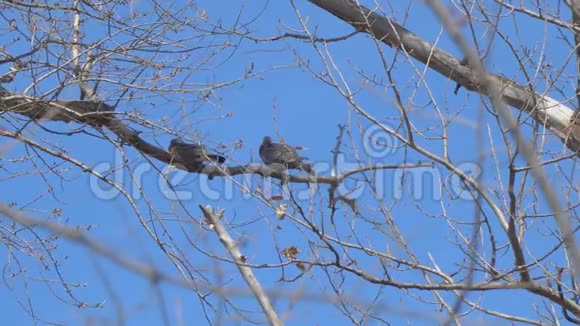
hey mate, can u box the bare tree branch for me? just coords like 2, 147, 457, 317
307, 0, 580, 153
199, 205, 282, 326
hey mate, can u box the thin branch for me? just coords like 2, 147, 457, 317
0, 202, 162, 283
494, 1, 579, 33
0, 44, 44, 66
247, 30, 361, 43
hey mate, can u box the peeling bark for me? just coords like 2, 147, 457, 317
0, 87, 114, 125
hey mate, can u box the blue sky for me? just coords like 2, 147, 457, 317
1, 0, 578, 325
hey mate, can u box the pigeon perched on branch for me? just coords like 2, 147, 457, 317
168, 138, 226, 170
259, 136, 313, 174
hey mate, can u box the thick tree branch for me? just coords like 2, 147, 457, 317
307, 0, 580, 153
0, 87, 115, 124
0, 87, 431, 185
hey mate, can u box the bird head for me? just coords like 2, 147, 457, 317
170, 138, 184, 146
262, 136, 272, 145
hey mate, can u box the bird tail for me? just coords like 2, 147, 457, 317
207, 154, 226, 164
299, 162, 314, 175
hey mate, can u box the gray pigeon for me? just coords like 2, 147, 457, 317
259, 136, 313, 173
168, 138, 226, 169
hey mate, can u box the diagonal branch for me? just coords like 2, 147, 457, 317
307, 0, 580, 153
199, 205, 282, 326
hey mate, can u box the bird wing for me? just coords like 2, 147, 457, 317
171, 143, 206, 164
269, 143, 303, 164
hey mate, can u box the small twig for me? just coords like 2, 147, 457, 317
246, 30, 361, 43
